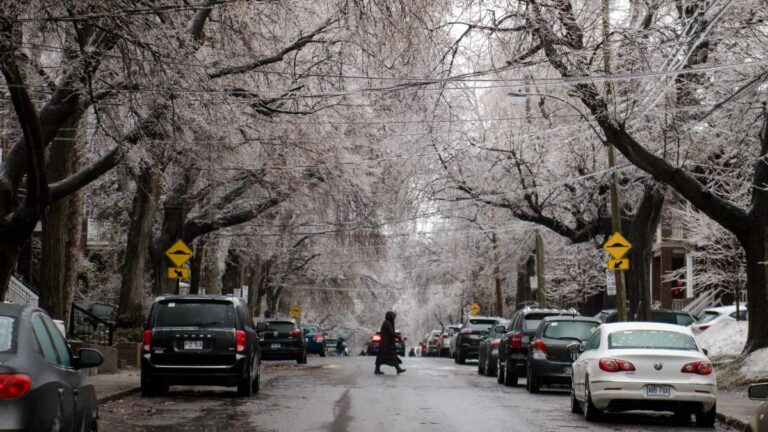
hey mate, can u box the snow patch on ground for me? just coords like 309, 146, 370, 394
696, 320, 747, 357
741, 348, 768, 380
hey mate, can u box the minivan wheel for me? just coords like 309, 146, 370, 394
504, 360, 518, 387
252, 363, 260, 393
237, 366, 253, 397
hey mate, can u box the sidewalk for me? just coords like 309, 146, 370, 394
88, 369, 141, 403
717, 389, 761, 429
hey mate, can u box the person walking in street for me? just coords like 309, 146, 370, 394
375, 311, 406, 375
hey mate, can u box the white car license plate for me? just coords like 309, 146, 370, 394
271, 343, 281, 349
646, 385, 671, 397
184, 340, 203, 350
563, 366, 572, 375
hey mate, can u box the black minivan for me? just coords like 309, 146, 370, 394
141, 295, 265, 397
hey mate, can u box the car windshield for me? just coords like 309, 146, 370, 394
0, 316, 14, 352
467, 319, 496, 330
608, 330, 698, 351
698, 311, 720, 324
155, 301, 234, 328
544, 321, 598, 341
266, 322, 297, 332
302, 325, 321, 333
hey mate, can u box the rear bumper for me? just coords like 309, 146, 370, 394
590, 380, 717, 412
530, 358, 573, 384
142, 354, 248, 386
306, 341, 325, 353
260, 345, 303, 360
0, 399, 31, 431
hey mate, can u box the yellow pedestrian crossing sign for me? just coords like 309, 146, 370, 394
165, 239, 193, 267
469, 303, 481, 316
291, 305, 302, 319
603, 232, 632, 260
608, 258, 629, 271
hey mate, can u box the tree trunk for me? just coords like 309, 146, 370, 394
741, 226, 768, 353
189, 237, 206, 295
246, 254, 262, 318
203, 242, 221, 295
515, 254, 535, 308
153, 178, 191, 296
221, 248, 245, 296
625, 183, 665, 322
39, 117, 82, 322
117, 167, 161, 328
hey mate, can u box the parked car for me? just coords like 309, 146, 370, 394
425, 330, 442, 357
478, 319, 509, 377
497, 307, 578, 386
440, 325, 461, 357
525, 316, 600, 393
600, 309, 697, 326
453, 316, 498, 364
692, 304, 747, 334
300, 323, 326, 357
259, 319, 308, 364
570, 322, 716, 426
367, 331, 406, 356
746, 383, 768, 432
141, 295, 265, 397
0, 302, 104, 431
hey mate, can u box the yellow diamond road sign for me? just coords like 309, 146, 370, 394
607, 258, 630, 271
166, 239, 193, 267
167, 267, 191, 280
291, 305, 301, 318
603, 232, 632, 260
469, 303, 481, 316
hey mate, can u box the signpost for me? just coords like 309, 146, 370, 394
603, 232, 632, 321
291, 305, 302, 320
469, 303, 481, 317
165, 239, 193, 282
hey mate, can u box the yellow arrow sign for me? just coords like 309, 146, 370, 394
469, 303, 481, 316
165, 239, 193, 267
167, 267, 191, 280
291, 305, 302, 318
603, 232, 632, 260
608, 258, 630, 271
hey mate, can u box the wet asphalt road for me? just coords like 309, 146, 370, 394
101, 356, 735, 432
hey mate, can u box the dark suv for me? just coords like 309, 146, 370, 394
141, 295, 264, 397
454, 316, 499, 364
258, 319, 308, 364
497, 307, 578, 386
525, 316, 600, 393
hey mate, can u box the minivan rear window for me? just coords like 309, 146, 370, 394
155, 301, 234, 328
0, 316, 14, 352
265, 322, 296, 332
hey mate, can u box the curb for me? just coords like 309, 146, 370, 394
97, 387, 141, 404
717, 412, 747, 430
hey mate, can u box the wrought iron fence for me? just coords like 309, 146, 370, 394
69, 303, 115, 346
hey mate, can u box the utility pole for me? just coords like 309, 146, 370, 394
535, 231, 546, 307
492, 231, 503, 316
603, 0, 627, 321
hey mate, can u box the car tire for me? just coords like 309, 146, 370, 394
320, 351, 326, 358
695, 403, 716, 428
486, 357, 495, 377
526, 366, 540, 393
583, 379, 602, 422
497, 358, 505, 384
252, 362, 261, 394
457, 349, 466, 365
504, 360, 518, 387
237, 365, 253, 397
478, 356, 484, 375
570, 386, 582, 414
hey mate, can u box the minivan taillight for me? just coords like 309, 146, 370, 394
509, 332, 524, 348
143, 330, 152, 351
236, 330, 247, 352
532, 339, 547, 359
289, 329, 302, 336
599, 358, 636, 372
0, 374, 32, 399
681, 361, 713, 375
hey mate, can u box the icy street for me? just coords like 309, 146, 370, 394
100, 357, 736, 432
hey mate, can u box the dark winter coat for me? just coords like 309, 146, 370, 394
376, 311, 402, 366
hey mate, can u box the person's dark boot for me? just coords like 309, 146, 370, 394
396, 367, 406, 374
374, 368, 384, 375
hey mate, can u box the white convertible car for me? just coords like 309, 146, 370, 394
570, 322, 717, 426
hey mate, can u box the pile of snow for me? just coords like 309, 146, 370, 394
741, 348, 768, 380
696, 319, 747, 358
